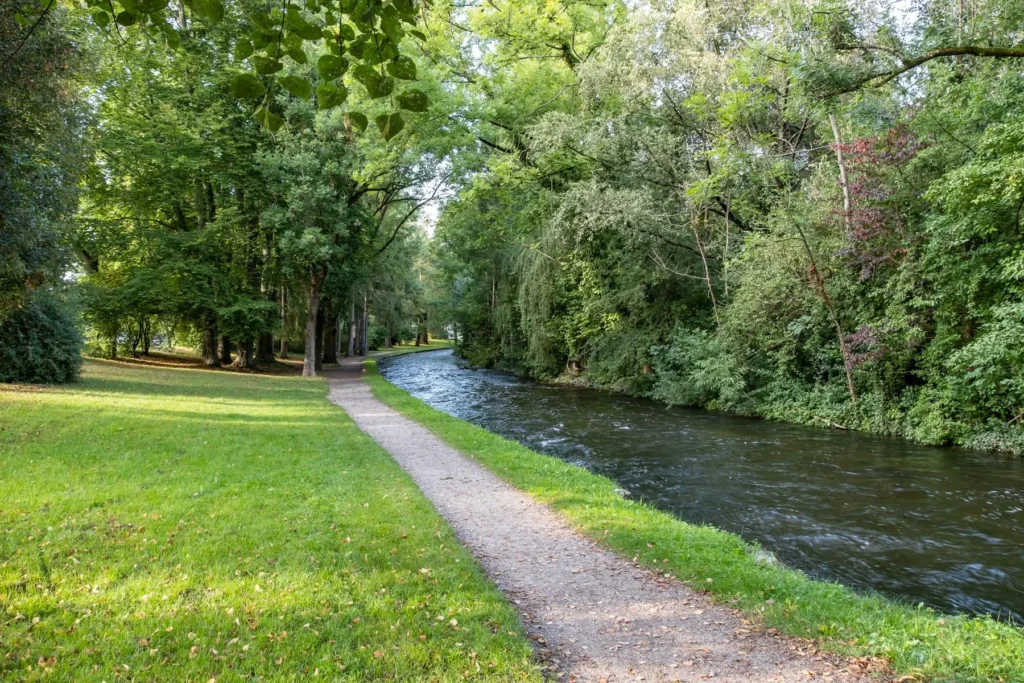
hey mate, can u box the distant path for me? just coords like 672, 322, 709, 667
327, 359, 868, 682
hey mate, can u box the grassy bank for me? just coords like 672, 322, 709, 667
0, 361, 539, 681
371, 340, 454, 359
364, 358, 1024, 682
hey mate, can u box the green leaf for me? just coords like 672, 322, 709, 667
234, 38, 254, 60
115, 11, 137, 25
379, 8, 402, 44
352, 64, 394, 99
91, 10, 110, 27
164, 25, 180, 48
253, 107, 284, 132
316, 82, 348, 110
253, 56, 284, 75
397, 89, 430, 112
386, 56, 416, 81
287, 47, 308, 64
278, 75, 311, 100
346, 111, 368, 133
295, 23, 322, 40
375, 112, 404, 140
317, 54, 348, 81
135, 0, 168, 13
231, 73, 267, 99
251, 29, 270, 49
409, 29, 426, 40
191, 0, 223, 22
252, 11, 273, 29
339, 24, 355, 40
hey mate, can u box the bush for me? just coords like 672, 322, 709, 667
0, 292, 83, 383
651, 326, 751, 413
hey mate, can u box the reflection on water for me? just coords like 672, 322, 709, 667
381, 349, 1024, 621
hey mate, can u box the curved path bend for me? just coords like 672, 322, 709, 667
327, 359, 876, 682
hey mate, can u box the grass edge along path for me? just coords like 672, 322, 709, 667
0, 360, 540, 682
364, 358, 1024, 683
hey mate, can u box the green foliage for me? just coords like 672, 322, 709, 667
423, 0, 1024, 454
81, 0, 432, 135
0, 292, 83, 384
652, 327, 750, 413
0, 0, 84, 319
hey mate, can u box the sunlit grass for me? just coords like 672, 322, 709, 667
365, 359, 1024, 683
0, 360, 539, 681
371, 340, 454, 359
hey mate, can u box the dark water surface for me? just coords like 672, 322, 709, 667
380, 349, 1024, 621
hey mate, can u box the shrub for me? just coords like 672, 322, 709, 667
0, 292, 83, 383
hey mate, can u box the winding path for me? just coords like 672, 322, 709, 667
327, 359, 873, 682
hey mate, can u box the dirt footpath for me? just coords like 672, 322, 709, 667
327, 360, 874, 682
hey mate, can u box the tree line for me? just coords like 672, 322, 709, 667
5, 0, 1024, 455
1, 0, 440, 380
421, 0, 1024, 454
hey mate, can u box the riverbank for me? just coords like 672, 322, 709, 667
0, 360, 538, 681
469, 348, 1024, 458
365, 357, 1024, 682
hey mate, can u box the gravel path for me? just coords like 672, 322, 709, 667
327, 359, 874, 682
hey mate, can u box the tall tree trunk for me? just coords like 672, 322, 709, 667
220, 336, 233, 365
279, 289, 289, 358
793, 223, 857, 403
195, 177, 207, 231
173, 202, 187, 231
323, 305, 339, 364
829, 114, 853, 235
360, 293, 369, 356
202, 314, 219, 367
109, 325, 118, 359
694, 211, 720, 327
303, 268, 326, 377
347, 301, 356, 357
257, 333, 275, 364
233, 339, 255, 369
314, 305, 325, 373
142, 318, 151, 355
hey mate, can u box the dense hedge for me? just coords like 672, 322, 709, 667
0, 293, 83, 384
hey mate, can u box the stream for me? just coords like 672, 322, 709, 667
380, 349, 1024, 622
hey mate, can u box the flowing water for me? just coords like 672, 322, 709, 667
380, 349, 1024, 621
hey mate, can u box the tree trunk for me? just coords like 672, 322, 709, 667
220, 336, 233, 365
347, 301, 356, 357
793, 223, 857, 403
202, 314, 219, 367
233, 339, 255, 369
257, 333, 275, 364
323, 306, 339, 364
314, 304, 325, 373
109, 325, 118, 359
303, 269, 325, 377
279, 289, 288, 358
829, 114, 853, 234
360, 293, 369, 356
142, 319, 151, 355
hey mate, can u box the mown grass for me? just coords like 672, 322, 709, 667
365, 358, 1024, 683
0, 360, 539, 682
370, 340, 454, 359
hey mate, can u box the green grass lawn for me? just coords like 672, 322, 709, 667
0, 360, 539, 682
370, 340, 454, 359
364, 359, 1024, 683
